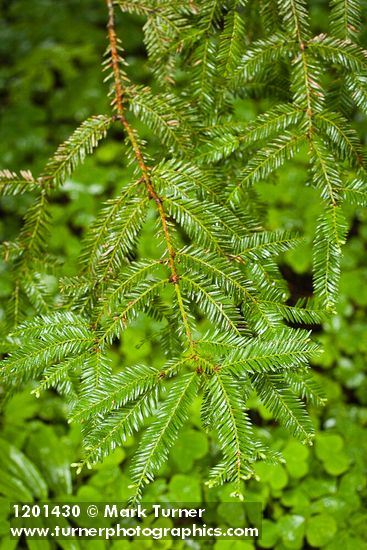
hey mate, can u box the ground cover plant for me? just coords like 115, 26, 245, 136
0, 0, 367, 548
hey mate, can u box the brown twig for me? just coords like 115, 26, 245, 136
105, 0, 194, 349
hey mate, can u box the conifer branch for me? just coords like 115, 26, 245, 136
1, 0, 366, 500
0, 170, 38, 195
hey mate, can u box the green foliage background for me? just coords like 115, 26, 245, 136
0, 1, 366, 548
